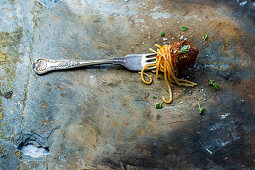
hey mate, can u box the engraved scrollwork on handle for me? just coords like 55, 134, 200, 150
33, 59, 49, 74
58, 60, 80, 68
33, 58, 120, 75
33, 59, 82, 74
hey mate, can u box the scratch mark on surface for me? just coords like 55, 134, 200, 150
221, 141, 230, 147
206, 148, 213, 154
220, 113, 230, 119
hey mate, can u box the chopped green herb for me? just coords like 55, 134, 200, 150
208, 78, 220, 91
152, 96, 157, 99
160, 32, 165, 37
155, 103, 163, 109
202, 34, 208, 41
178, 45, 190, 54
200, 108, 206, 114
181, 26, 187, 31
198, 101, 206, 114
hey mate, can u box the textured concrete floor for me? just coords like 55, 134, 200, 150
0, 0, 254, 169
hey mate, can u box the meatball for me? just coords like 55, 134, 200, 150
170, 40, 199, 69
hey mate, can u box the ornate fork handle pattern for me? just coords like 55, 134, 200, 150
33, 58, 123, 75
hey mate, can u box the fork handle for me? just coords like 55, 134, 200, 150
33, 58, 124, 75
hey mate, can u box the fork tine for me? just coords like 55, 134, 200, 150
146, 57, 156, 60
146, 61, 156, 65
121, 53, 156, 71
147, 66, 156, 70
145, 57, 156, 63
145, 53, 156, 57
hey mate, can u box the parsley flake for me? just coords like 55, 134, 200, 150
155, 103, 163, 109
160, 32, 165, 37
208, 78, 220, 91
198, 101, 206, 114
178, 45, 190, 53
181, 26, 187, 31
202, 34, 208, 41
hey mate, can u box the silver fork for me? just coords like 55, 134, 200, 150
33, 54, 156, 75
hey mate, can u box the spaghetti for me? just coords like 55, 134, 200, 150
141, 41, 198, 104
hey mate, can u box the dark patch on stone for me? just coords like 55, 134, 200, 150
37, 0, 60, 8
0, 90, 13, 99
102, 80, 121, 87
15, 132, 49, 151
156, 114, 161, 120
15, 150, 22, 159
97, 92, 255, 169
0, 141, 19, 169
100, 158, 122, 169
0, 145, 6, 158
134, 92, 150, 102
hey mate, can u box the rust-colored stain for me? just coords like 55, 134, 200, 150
40, 101, 48, 110
140, 130, 146, 135
123, 120, 129, 126
167, 145, 174, 150
116, 135, 122, 141
40, 120, 48, 126
15, 150, 21, 159
232, 80, 255, 101
111, 121, 119, 128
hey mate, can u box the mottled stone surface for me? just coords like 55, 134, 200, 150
0, 0, 254, 169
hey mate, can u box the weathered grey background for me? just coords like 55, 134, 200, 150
0, 0, 254, 169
